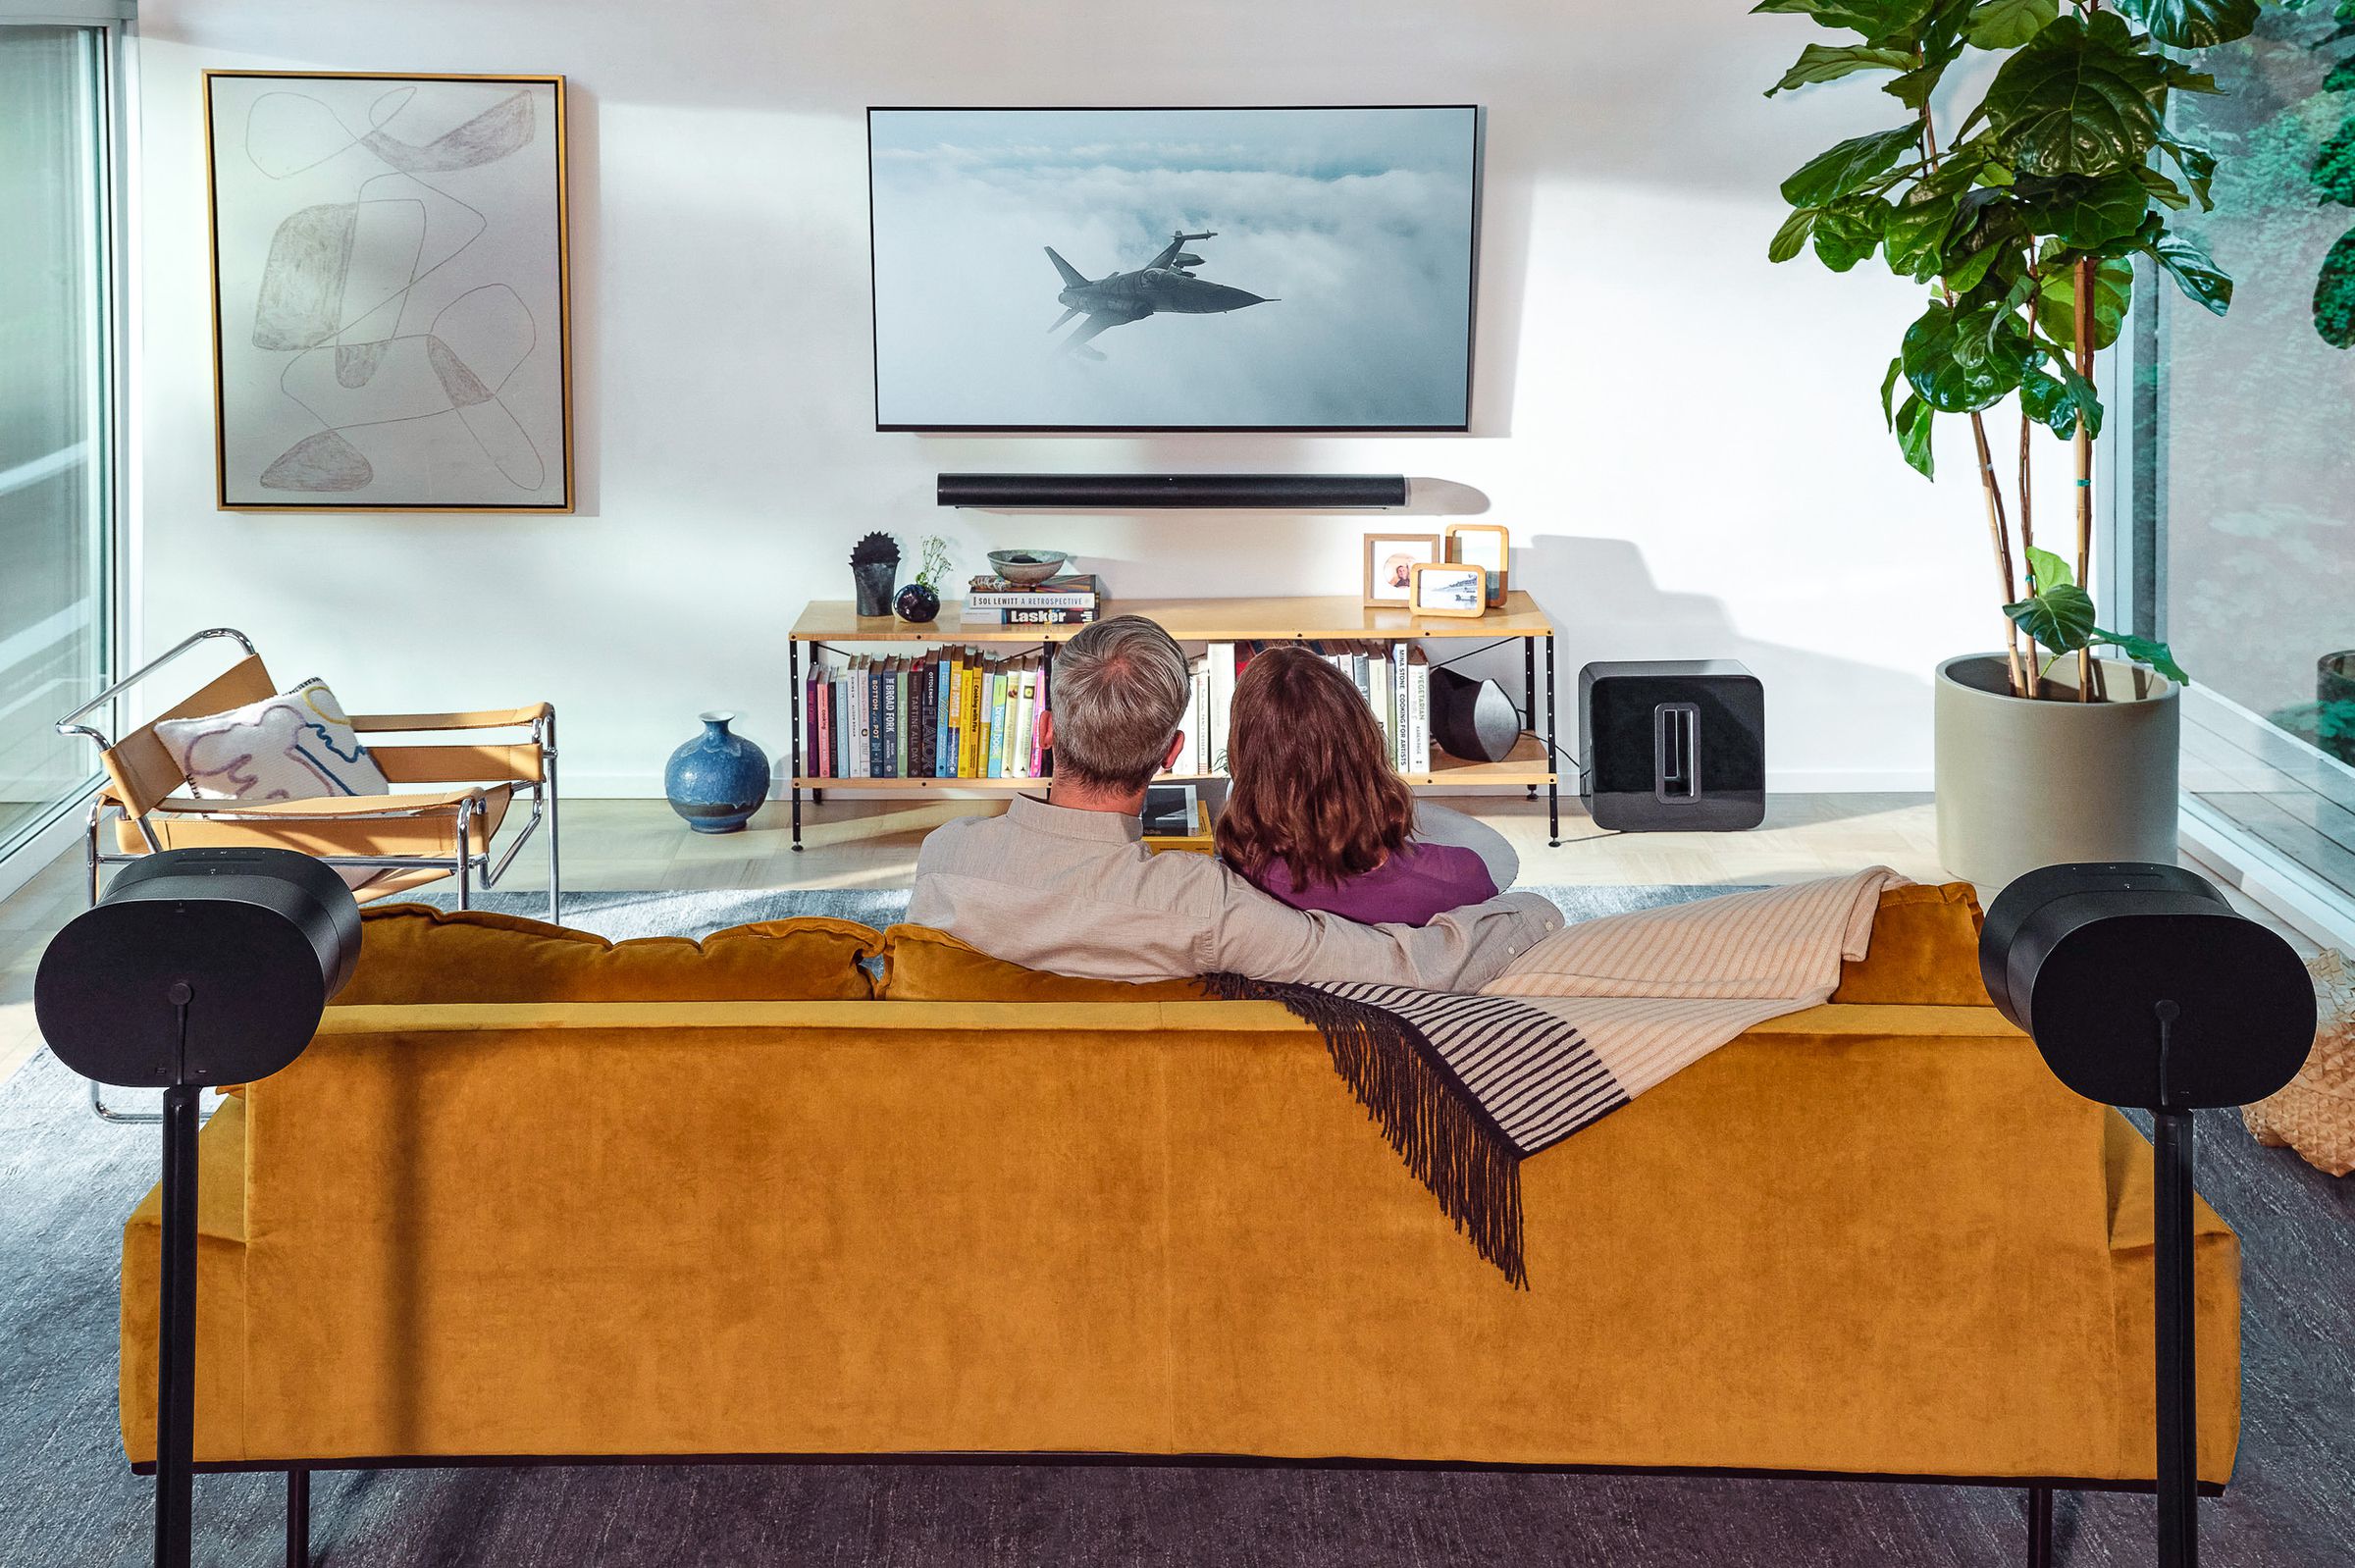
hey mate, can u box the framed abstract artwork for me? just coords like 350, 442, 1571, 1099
868, 105, 1480, 432
203, 71, 573, 512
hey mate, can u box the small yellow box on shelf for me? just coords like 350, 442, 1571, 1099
1143, 800, 1216, 856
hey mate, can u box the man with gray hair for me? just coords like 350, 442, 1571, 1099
909, 614, 1562, 989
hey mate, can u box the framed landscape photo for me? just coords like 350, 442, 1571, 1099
1363, 533, 1442, 607
1446, 522, 1510, 607
1409, 562, 1488, 618
868, 105, 1480, 432
204, 71, 573, 511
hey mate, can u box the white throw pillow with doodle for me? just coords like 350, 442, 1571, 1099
155, 677, 392, 805
152, 678, 393, 890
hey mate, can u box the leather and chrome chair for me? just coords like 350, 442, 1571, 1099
54, 627, 560, 1119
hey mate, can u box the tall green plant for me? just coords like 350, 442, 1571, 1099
1758, 0, 2254, 699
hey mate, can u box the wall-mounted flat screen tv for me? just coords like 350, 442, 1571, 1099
867, 106, 1479, 433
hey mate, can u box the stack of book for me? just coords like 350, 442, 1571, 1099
959, 573, 1103, 626
801, 650, 1049, 779
1193, 641, 1434, 777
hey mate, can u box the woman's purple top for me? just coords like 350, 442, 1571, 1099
1245, 840, 1500, 927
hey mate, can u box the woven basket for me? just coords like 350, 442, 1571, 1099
2243, 947, 2355, 1177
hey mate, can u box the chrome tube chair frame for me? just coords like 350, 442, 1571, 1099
55, 628, 560, 1123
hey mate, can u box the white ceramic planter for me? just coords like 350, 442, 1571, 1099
1933, 653, 2181, 892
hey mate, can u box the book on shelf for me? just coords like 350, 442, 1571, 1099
1030, 656, 1049, 776
961, 572, 1104, 623
1206, 641, 1235, 774
967, 604, 1098, 627
985, 664, 1007, 778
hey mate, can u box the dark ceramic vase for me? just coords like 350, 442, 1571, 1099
663, 711, 771, 834
853, 561, 897, 618
895, 582, 940, 623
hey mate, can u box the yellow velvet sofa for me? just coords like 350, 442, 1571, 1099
118, 886, 2238, 1563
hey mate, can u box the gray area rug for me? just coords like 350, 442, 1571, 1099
3, 886, 2351, 1565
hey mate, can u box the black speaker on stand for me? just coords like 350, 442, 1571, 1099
1979, 863, 2314, 1568
35, 848, 362, 1568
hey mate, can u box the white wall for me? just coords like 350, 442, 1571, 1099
131, 0, 2064, 793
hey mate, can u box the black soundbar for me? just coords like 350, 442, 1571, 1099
936, 474, 1410, 509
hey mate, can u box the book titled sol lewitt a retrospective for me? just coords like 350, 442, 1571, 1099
959, 574, 1103, 626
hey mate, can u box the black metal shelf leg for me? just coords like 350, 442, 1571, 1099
1523, 636, 1538, 801
789, 639, 804, 853
2027, 1486, 2054, 1568
1544, 634, 1560, 847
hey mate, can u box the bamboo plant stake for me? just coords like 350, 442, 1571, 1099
2074, 255, 2097, 702
2018, 409, 2040, 694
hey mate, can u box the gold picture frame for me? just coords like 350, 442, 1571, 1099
1363, 533, 1443, 608
1408, 561, 1489, 618
1446, 523, 1510, 608
202, 71, 574, 512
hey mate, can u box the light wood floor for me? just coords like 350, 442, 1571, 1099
0, 791, 2300, 1084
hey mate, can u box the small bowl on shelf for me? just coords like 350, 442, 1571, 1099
986, 549, 1071, 585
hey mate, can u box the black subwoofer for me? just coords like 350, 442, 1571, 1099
1579, 659, 1764, 831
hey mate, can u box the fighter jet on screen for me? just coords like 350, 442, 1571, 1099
1044, 230, 1275, 360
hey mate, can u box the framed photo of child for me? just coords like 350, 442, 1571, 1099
1408, 561, 1488, 618
1445, 523, 1509, 608
1363, 533, 1442, 607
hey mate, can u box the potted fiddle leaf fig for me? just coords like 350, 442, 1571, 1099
1758, 0, 2255, 886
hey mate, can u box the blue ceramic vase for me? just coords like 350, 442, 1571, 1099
664, 711, 771, 834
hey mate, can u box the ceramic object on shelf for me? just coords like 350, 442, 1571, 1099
895, 582, 940, 623
986, 549, 1070, 585
663, 711, 771, 834
852, 561, 897, 617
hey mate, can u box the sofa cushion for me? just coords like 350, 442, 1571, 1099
1830, 882, 1990, 1005
879, 922, 1207, 1002
340, 904, 882, 1004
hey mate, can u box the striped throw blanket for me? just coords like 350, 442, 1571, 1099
1206, 867, 1910, 1285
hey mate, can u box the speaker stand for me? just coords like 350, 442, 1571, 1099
156, 1081, 199, 1568
2155, 1106, 2197, 1568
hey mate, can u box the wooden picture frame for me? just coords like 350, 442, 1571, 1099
1363, 533, 1443, 608
1446, 523, 1510, 608
203, 71, 574, 512
1408, 561, 1488, 618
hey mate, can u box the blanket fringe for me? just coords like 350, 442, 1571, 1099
1204, 973, 1527, 1288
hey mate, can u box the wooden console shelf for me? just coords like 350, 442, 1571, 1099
789, 592, 1553, 645
786, 592, 1561, 848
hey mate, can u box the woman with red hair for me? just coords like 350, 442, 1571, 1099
1216, 646, 1505, 927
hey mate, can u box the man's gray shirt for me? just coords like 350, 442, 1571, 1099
908, 795, 1563, 990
